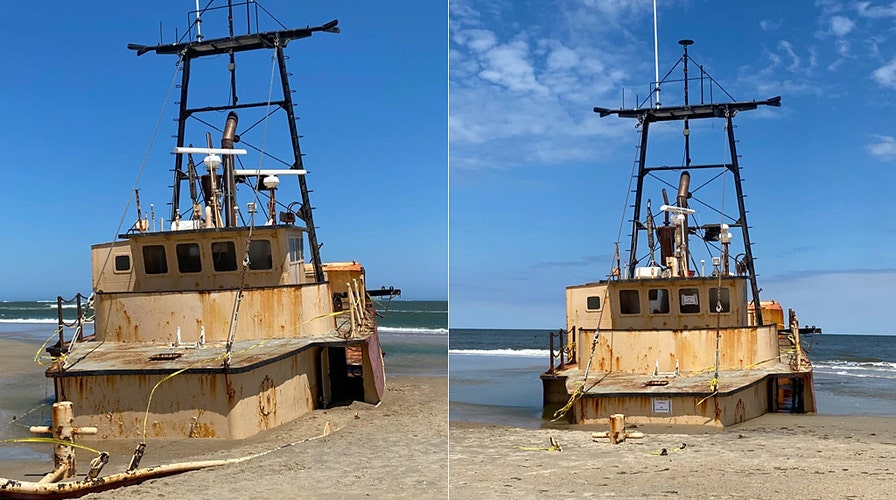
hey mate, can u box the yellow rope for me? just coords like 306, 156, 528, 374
2, 437, 101, 455
515, 436, 561, 452
551, 384, 584, 422
33, 329, 63, 366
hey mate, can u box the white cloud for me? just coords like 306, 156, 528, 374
477, 39, 549, 94
449, 1, 648, 171
856, 1, 896, 18
829, 15, 856, 36
871, 57, 896, 88
866, 134, 896, 159
779, 40, 802, 71
759, 19, 781, 32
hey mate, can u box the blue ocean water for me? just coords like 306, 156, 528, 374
375, 299, 447, 377
449, 329, 896, 427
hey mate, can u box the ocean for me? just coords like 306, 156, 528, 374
0, 299, 446, 463
449, 328, 896, 427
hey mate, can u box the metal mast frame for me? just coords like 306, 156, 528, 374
595, 96, 780, 326
128, 20, 339, 283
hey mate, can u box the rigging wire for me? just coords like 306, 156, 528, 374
553, 127, 644, 421
224, 41, 281, 363
95, 55, 184, 285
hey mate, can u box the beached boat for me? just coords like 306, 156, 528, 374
1, 2, 399, 496
542, 40, 817, 427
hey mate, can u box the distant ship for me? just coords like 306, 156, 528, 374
543, 40, 817, 427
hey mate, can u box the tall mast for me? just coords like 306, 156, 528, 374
129, 16, 340, 282
594, 41, 780, 316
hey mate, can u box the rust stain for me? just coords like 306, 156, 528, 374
258, 375, 276, 429
735, 399, 746, 423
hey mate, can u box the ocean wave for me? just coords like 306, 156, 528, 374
815, 360, 896, 371
376, 309, 447, 314
814, 360, 896, 379
379, 327, 447, 335
449, 348, 549, 358
0, 319, 58, 324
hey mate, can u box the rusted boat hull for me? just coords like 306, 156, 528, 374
48, 336, 384, 440
544, 369, 815, 427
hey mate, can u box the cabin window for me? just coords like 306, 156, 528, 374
679, 288, 700, 314
248, 240, 273, 270
114, 254, 131, 273
211, 241, 238, 272
176, 243, 202, 273
288, 237, 303, 263
619, 290, 640, 314
709, 287, 731, 313
586, 296, 601, 311
648, 288, 670, 314
142, 245, 168, 274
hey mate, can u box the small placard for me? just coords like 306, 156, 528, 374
652, 398, 672, 414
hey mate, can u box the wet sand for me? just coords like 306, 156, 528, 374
450, 414, 896, 499
1, 375, 447, 498
101, 375, 449, 499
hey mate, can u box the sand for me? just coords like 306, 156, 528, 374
449, 414, 896, 499
1, 374, 448, 499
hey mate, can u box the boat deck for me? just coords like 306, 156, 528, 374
553, 363, 804, 397
49, 332, 372, 377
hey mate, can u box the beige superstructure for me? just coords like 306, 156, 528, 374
50, 224, 385, 440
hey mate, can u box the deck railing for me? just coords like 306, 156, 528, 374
548, 326, 576, 374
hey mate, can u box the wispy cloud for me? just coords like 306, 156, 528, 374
759, 19, 782, 32
856, 1, 896, 18
449, 0, 650, 172
829, 15, 856, 36
765, 267, 896, 282
866, 134, 896, 159
872, 57, 896, 88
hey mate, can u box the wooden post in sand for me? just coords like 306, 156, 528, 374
592, 414, 644, 444
29, 401, 97, 483
609, 414, 625, 444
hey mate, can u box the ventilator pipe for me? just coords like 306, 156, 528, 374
221, 112, 239, 227
676, 171, 691, 276
676, 171, 691, 208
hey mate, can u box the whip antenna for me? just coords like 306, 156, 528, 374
195, 0, 203, 41
653, 0, 661, 108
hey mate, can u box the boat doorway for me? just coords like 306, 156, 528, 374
320, 346, 365, 408
772, 375, 811, 413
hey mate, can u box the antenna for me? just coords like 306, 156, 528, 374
195, 0, 203, 42
653, 0, 661, 108
679, 39, 694, 166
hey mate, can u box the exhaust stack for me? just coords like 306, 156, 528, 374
221, 112, 239, 227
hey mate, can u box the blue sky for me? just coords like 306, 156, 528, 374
0, 1, 447, 301
450, 0, 896, 334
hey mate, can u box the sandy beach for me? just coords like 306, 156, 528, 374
449, 414, 896, 499
1, 374, 448, 499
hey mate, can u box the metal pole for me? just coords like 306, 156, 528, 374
726, 111, 763, 325
171, 56, 192, 222
628, 120, 651, 279
276, 44, 325, 282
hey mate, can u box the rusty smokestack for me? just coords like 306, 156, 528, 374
676, 171, 690, 208
222, 112, 238, 227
